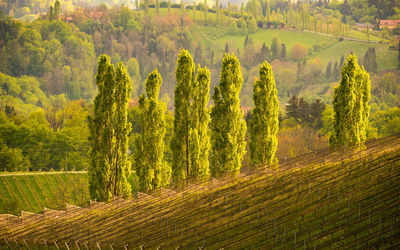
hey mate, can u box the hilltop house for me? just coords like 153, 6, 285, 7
379, 20, 400, 30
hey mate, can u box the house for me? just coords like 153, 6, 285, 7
379, 20, 400, 30
87, 11, 104, 21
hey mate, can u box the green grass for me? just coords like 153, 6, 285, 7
212, 28, 396, 70
0, 172, 138, 214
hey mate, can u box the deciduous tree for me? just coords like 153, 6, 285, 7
249, 61, 279, 166
210, 53, 247, 176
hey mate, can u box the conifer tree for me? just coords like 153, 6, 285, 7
271, 37, 279, 60
135, 69, 170, 191
210, 53, 247, 176
171, 50, 195, 181
280, 43, 286, 60
249, 61, 279, 166
326, 61, 332, 79
330, 54, 371, 146
88, 55, 133, 201
190, 66, 211, 177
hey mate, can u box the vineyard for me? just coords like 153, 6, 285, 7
0, 173, 89, 214
0, 134, 399, 249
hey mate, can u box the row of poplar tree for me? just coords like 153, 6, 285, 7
88, 50, 370, 201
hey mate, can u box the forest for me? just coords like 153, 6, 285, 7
0, 0, 399, 176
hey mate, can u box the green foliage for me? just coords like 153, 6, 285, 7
369, 107, 400, 137
330, 54, 371, 146
190, 66, 211, 178
88, 55, 132, 201
249, 61, 279, 166
171, 50, 195, 182
113, 63, 132, 197
210, 53, 247, 176
0, 18, 96, 100
135, 69, 170, 191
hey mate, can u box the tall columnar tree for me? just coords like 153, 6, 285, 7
330, 54, 371, 146
249, 61, 279, 166
210, 53, 247, 176
135, 69, 170, 191
171, 50, 195, 181
88, 55, 132, 201
271, 37, 279, 60
190, 66, 211, 177
88, 55, 114, 201
112, 63, 132, 197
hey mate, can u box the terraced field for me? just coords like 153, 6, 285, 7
0, 134, 399, 249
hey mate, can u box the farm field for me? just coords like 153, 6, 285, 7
1, 134, 399, 249
0, 172, 139, 214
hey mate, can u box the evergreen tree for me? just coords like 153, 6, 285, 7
339, 55, 345, 69
259, 42, 270, 63
249, 61, 279, 166
326, 61, 332, 79
363, 47, 377, 73
225, 42, 229, 54
54, 0, 60, 19
88, 55, 132, 200
171, 50, 195, 182
190, 66, 211, 177
271, 37, 279, 60
310, 99, 325, 129
330, 54, 371, 146
333, 61, 339, 80
210, 53, 247, 176
280, 43, 286, 60
366, 24, 370, 42
135, 69, 170, 191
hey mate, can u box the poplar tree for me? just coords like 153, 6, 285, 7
135, 69, 170, 191
249, 61, 279, 166
330, 54, 371, 146
168, 0, 171, 12
88, 55, 114, 201
190, 66, 211, 177
210, 53, 247, 176
112, 63, 132, 197
171, 50, 195, 181
88, 55, 132, 201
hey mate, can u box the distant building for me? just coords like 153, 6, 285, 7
87, 11, 104, 21
379, 20, 400, 30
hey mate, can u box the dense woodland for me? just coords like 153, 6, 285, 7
0, 0, 399, 177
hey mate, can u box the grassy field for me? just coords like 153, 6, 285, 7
210, 28, 396, 70
0, 172, 139, 214
1, 134, 399, 248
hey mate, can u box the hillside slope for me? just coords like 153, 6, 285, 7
0, 134, 399, 249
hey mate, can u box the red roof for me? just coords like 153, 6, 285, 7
87, 12, 104, 19
379, 20, 400, 26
